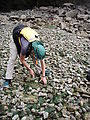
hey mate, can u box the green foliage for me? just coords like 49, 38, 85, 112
26, 103, 33, 109
45, 106, 56, 118
53, 94, 60, 104
17, 110, 25, 118
57, 111, 63, 118
38, 97, 45, 105
32, 103, 40, 110
26, 108, 31, 116
13, 110, 25, 119
0, 103, 5, 115
47, 25, 56, 29
45, 106, 55, 113
36, 118, 41, 120
61, 92, 67, 98
23, 84, 29, 93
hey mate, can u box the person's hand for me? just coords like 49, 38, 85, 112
41, 76, 47, 85
29, 69, 35, 78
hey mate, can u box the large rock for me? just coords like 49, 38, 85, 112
0, 0, 90, 11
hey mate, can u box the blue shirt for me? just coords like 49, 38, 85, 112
20, 36, 30, 56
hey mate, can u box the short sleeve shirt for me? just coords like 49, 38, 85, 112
20, 36, 30, 56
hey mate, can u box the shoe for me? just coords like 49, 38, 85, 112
0, 79, 9, 90
0, 79, 11, 89
3, 81, 9, 88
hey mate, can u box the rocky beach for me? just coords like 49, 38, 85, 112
0, 3, 90, 120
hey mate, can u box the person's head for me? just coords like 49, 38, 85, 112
32, 41, 45, 60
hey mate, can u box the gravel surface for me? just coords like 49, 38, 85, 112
0, 3, 90, 120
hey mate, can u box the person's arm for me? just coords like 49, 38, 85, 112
20, 54, 35, 78
20, 37, 35, 77
40, 59, 47, 85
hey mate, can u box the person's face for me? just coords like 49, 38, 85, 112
30, 49, 35, 58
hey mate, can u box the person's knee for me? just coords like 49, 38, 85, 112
9, 56, 16, 63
